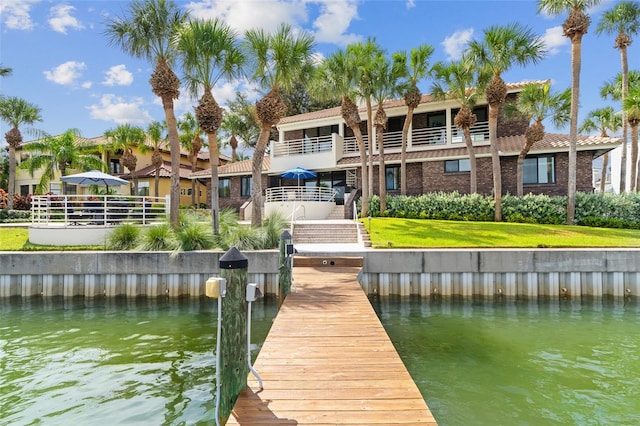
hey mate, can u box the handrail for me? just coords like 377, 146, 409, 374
352, 200, 358, 222
273, 135, 333, 157
265, 186, 336, 203
30, 194, 166, 226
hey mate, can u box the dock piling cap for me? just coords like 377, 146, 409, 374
220, 246, 248, 269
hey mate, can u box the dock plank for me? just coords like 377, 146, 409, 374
226, 266, 436, 425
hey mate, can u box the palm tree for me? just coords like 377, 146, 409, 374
220, 113, 246, 162
370, 52, 405, 215
177, 112, 204, 207
538, 0, 601, 224
598, 3, 640, 186
579, 107, 623, 193
21, 129, 105, 194
104, 0, 188, 227
504, 82, 571, 196
468, 23, 545, 221
348, 38, 384, 198
0, 96, 42, 209
224, 91, 260, 151
597, 1, 640, 193
316, 49, 370, 217
175, 18, 244, 234
244, 23, 314, 226
146, 121, 166, 198
0, 65, 12, 78
431, 57, 484, 194
395, 44, 435, 195
624, 86, 640, 191
104, 124, 146, 196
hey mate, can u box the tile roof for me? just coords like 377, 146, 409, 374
189, 156, 271, 178
120, 161, 197, 179
279, 80, 549, 125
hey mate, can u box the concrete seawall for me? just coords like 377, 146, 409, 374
1, 249, 639, 298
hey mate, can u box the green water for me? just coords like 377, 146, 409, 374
0, 296, 277, 426
371, 296, 640, 426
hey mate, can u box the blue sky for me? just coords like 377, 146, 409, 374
0, 0, 633, 152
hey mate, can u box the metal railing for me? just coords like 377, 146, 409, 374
31, 194, 167, 226
450, 121, 489, 144
273, 135, 333, 157
265, 186, 336, 203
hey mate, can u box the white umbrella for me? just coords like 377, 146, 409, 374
60, 170, 129, 192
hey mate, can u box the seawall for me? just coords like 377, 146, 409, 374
1, 249, 639, 298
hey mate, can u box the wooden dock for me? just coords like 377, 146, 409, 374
226, 260, 437, 425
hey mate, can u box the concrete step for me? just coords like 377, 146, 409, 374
292, 222, 359, 244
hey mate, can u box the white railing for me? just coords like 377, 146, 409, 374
411, 125, 448, 147
265, 186, 336, 203
31, 194, 167, 226
450, 121, 489, 144
273, 135, 333, 157
343, 134, 369, 154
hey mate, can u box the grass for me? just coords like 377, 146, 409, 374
3, 219, 640, 250
363, 218, 640, 248
0, 228, 104, 251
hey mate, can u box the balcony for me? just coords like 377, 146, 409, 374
264, 186, 336, 220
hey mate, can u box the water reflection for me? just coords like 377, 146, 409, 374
0, 296, 277, 426
371, 295, 640, 426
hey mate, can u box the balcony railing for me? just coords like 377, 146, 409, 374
265, 186, 336, 203
31, 194, 167, 226
450, 121, 489, 144
273, 135, 333, 157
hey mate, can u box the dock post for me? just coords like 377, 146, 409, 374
278, 230, 293, 307
218, 247, 249, 424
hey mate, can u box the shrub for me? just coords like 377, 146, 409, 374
174, 222, 216, 251
262, 211, 289, 249
136, 224, 177, 251
106, 223, 141, 250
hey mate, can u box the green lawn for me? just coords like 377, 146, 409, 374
363, 218, 640, 248
0, 228, 103, 251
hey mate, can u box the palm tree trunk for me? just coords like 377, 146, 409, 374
631, 124, 638, 192
488, 104, 502, 221
401, 108, 413, 195
208, 132, 220, 234
378, 125, 386, 214
463, 128, 477, 194
162, 96, 181, 228
251, 125, 271, 226
620, 46, 629, 193
366, 98, 374, 198
599, 153, 608, 193
567, 37, 582, 225
132, 171, 138, 196
154, 172, 160, 198
352, 126, 369, 217
8, 144, 16, 209
191, 158, 197, 207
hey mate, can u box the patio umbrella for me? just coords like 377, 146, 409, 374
280, 166, 317, 186
60, 170, 129, 192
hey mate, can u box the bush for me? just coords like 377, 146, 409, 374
106, 223, 141, 250
136, 224, 177, 251
0, 209, 31, 223
174, 222, 216, 251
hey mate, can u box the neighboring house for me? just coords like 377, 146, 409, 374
14, 134, 225, 206
194, 80, 622, 218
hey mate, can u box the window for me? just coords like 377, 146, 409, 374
138, 182, 150, 196
241, 176, 252, 197
387, 116, 405, 133
219, 178, 231, 198
444, 159, 470, 173
20, 185, 29, 196
109, 159, 121, 174
50, 183, 61, 195
524, 155, 555, 184
385, 166, 400, 190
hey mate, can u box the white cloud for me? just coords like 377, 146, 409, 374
81, 81, 93, 89
442, 28, 474, 61
48, 4, 84, 34
0, 0, 38, 30
43, 61, 86, 85
88, 94, 153, 125
187, 0, 307, 34
540, 26, 568, 56
312, 0, 361, 46
186, 0, 362, 46
406, 0, 415, 9
102, 65, 134, 86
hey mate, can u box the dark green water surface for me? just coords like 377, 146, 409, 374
371, 296, 640, 426
0, 296, 277, 426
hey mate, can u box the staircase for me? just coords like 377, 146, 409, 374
292, 221, 359, 245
